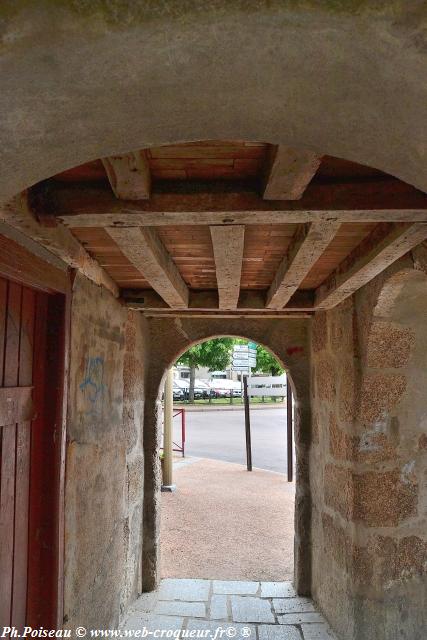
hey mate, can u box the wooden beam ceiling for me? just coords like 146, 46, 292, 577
106, 227, 189, 308
210, 225, 245, 309
315, 222, 427, 309
263, 145, 322, 200
266, 221, 341, 309
101, 151, 151, 200
47, 181, 427, 228
1, 192, 119, 297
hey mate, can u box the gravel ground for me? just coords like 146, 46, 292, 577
161, 457, 295, 581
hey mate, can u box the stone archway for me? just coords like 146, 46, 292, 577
140, 316, 312, 595
0, 3, 426, 202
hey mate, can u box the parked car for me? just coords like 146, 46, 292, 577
174, 378, 211, 400
173, 384, 184, 401
208, 379, 242, 398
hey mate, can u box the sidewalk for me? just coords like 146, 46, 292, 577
174, 403, 286, 412
161, 457, 295, 581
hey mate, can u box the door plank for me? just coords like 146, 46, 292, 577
12, 287, 35, 627
0, 424, 16, 625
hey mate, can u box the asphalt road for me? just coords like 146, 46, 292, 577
172, 407, 291, 474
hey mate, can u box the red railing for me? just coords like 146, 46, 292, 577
172, 408, 186, 457
161, 408, 186, 457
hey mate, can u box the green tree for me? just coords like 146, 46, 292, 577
176, 338, 233, 402
255, 345, 284, 375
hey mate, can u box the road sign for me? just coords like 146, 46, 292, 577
233, 353, 256, 367
232, 359, 251, 367
234, 345, 250, 352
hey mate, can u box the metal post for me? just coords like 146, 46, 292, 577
181, 408, 186, 458
243, 376, 252, 471
286, 375, 293, 483
162, 367, 176, 491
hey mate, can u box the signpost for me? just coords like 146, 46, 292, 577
232, 342, 257, 471
243, 376, 252, 471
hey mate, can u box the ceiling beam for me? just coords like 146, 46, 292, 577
263, 145, 322, 200
266, 221, 341, 309
101, 151, 151, 200
106, 227, 189, 308
122, 288, 314, 313
1, 192, 119, 297
315, 222, 427, 309
48, 181, 427, 227
210, 225, 245, 309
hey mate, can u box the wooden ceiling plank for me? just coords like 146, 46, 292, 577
101, 151, 151, 200
263, 145, 322, 200
210, 225, 245, 309
315, 222, 427, 309
106, 227, 189, 308
266, 221, 341, 309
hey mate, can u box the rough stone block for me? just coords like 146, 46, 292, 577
230, 596, 275, 623
367, 321, 414, 369
359, 373, 406, 425
260, 582, 297, 598
312, 311, 328, 353
258, 624, 301, 640
155, 600, 206, 617
210, 595, 228, 620
213, 580, 259, 595
301, 622, 336, 639
273, 598, 315, 614
324, 464, 353, 520
127, 454, 144, 504
158, 578, 210, 601
353, 469, 418, 527
278, 613, 325, 625
337, 359, 357, 423
329, 301, 354, 354
123, 614, 183, 632
186, 620, 257, 639
315, 357, 336, 402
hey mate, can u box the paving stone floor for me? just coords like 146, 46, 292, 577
121, 579, 336, 639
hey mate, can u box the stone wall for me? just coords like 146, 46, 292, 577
63, 275, 147, 629
310, 253, 427, 640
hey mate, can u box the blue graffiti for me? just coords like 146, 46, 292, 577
79, 356, 106, 413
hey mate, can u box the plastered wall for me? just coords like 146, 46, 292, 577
63, 275, 147, 629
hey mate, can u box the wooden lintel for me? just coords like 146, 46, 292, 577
101, 151, 151, 200
263, 145, 321, 200
48, 181, 427, 227
121, 288, 314, 312
315, 222, 427, 309
106, 227, 189, 308
210, 225, 244, 309
1, 193, 119, 297
266, 221, 341, 309
142, 311, 312, 319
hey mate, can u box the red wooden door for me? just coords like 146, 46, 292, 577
0, 275, 65, 628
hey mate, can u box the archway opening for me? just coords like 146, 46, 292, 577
159, 335, 296, 584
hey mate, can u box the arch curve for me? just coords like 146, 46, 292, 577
0, 2, 427, 202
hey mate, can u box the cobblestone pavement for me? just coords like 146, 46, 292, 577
121, 579, 336, 639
